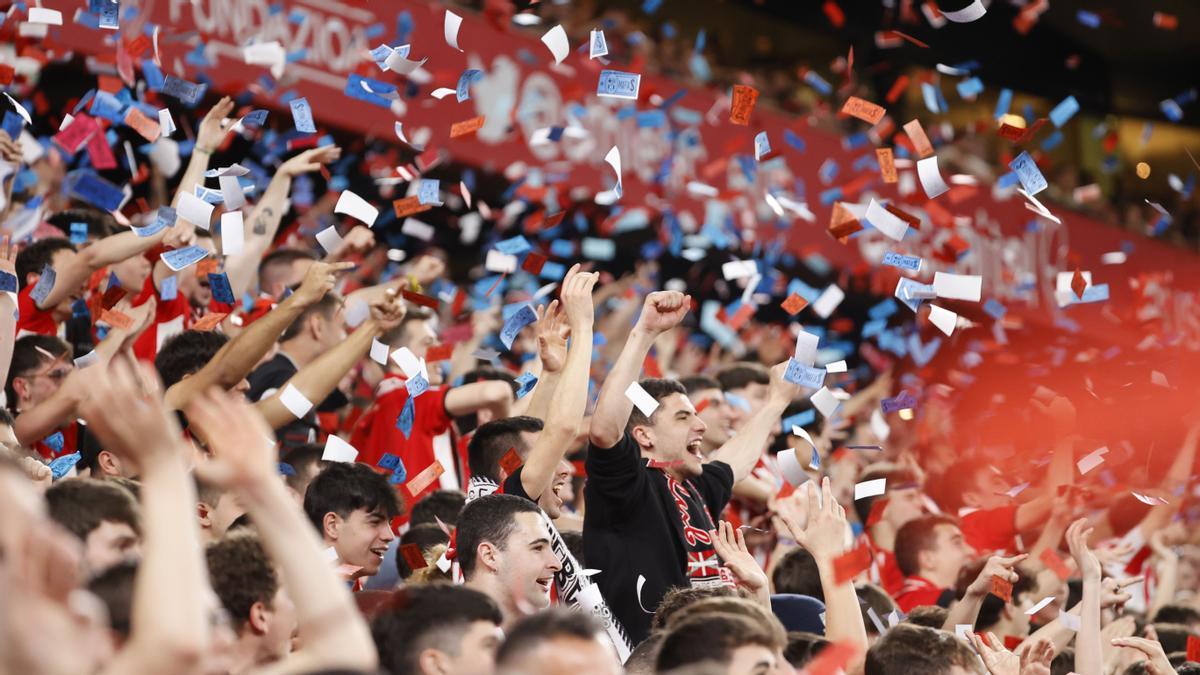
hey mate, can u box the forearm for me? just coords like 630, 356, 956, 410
1149, 556, 1179, 618
1077, 577, 1102, 675
589, 327, 655, 447
711, 397, 789, 482
817, 559, 869, 651
14, 391, 82, 447
518, 363, 555, 420
522, 325, 591, 496
731, 475, 773, 508
598, 299, 639, 364
256, 322, 377, 429
1027, 602, 1080, 653
447, 334, 486, 383
942, 592, 985, 632
0, 297, 14, 392
172, 147, 212, 208
227, 175, 292, 298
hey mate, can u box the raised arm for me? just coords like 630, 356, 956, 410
589, 290, 690, 448
82, 359, 209, 675
709, 361, 799, 482
1068, 518, 1102, 675
448, 308, 501, 383
345, 254, 445, 309
187, 389, 377, 674
1015, 396, 1077, 531
0, 237, 17, 399
170, 96, 234, 209
164, 261, 353, 410
256, 290, 406, 429
941, 553, 1027, 632
519, 266, 597, 500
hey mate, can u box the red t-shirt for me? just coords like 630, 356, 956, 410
131, 274, 191, 361
348, 375, 453, 515
959, 504, 1020, 554
860, 532, 905, 595
16, 285, 59, 336
894, 575, 955, 613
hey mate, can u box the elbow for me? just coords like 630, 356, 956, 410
485, 381, 515, 408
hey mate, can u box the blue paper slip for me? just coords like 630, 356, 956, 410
983, 298, 1007, 320
781, 409, 815, 432
161, 76, 204, 105
500, 304, 538, 350
1, 110, 23, 139
290, 97, 315, 133
456, 69, 483, 102
207, 273, 235, 304
1009, 151, 1047, 195
515, 372, 538, 398
406, 373, 430, 398
69, 222, 89, 245
0, 271, 17, 293
378, 453, 401, 470
882, 252, 921, 272
597, 70, 641, 100
417, 179, 440, 205
994, 88, 1013, 119
388, 462, 408, 484
43, 431, 65, 454
590, 29, 608, 58
881, 391, 918, 414
496, 235, 532, 256
49, 452, 81, 479
133, 206, 176, 237
396, 397, 415, 439
754, 131, 771, 160
278, 462, 296, 476
66, 170, 125, 211
241, 109, 269, 127
784, 359, 826, 389
1049, 95, 1079, 128
30, 265, 57, 306
160, 274, 178, 301
161, 245, 210, 271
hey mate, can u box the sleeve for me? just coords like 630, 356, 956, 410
247, 361, 291, 403
16, 286, 59, 336
417, 385, 452, 436
583, 432, 648, 512
959, 504, 1019, 554
502, 467, 534, 502
694, 460, 735, 517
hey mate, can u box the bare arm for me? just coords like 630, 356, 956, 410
188, 390, 377, 674
444, 380, 513, 420
516, 303, 563, 421
709, 361, 798, 483
169, 96, 234, 209
941, 554, 1026, 632
1069, 518, 1102, 675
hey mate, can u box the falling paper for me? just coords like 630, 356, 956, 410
596, 146, 623, 204
941, 0, 987, 22
1077, 447, 1107, 475
590, 29, 609, 58
854, 478, 887, 500
315, 226, 344, 256
219, 175, 245, 210
928, 305, 957, 336
866, 199, 909, 241
917, 156, 950, 198
1025, 596, 1056, 616
335, 190, 379, 227
933, 272, 982, 301
812, 285, 845, 318
811, 386, 841, 417
444, 10, 464, 51
541, 25, 569, 64
322, 435, 358, 463
177, 192, 214, 229
626, 381, 660, 417
220, 211, 244, 256
778, 448, 809, 486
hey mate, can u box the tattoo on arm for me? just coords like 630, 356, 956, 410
253, 207, 274, 235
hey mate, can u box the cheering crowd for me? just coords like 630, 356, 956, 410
3, 3, 1200, 675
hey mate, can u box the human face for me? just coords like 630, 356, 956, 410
884, 487, 925, 530
510, 635, 621, 675
315, 307, 348, 351
332, 507, 395, 576
206, 492, 246, 541
726, 644, 777, 675
633, 393, 707, 479
691, 388, 735, 453
966, 467, 1012, 511
538, 459, 573, 519
180, 267, 213, 308
727, 383, 768, 431
260, 585, 298, 662
404, 320, 439, 359
83, 520, 140, 573
497, 512, 561, 611
927, 524, 973, 586
435, 620, 503, 675
17, 357, 72, 408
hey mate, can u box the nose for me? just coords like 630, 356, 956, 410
380, 524, 396, 542
546, 551, 562, 572
694, 416, 708, 434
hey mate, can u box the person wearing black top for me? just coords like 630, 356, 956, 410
584, 290, 801, 643
247, 293, 348, 447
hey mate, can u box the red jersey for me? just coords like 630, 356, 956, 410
859, 532, 905, 595
959, 504, 1020, 554
16, 285, 60, 337
894, 575, 955, 613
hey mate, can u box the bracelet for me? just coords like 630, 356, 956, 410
0, 270, 17, 294
194, 145, 214, 155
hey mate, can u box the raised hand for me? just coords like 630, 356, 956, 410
409, 254, 446, 287
965, 553, 1028, 598
1101, 575, 1141, 610
368, 288, 407, 331
635, 290, 691, 335
161, 217, 197, 249
1066, 518, 1101, 581
559, 263, 599, 330
331, 225, 375, 259
710, 520, 769, 601
1110, 631, 1177, 675
293, 261, 355, 306
195, 96, 235, 152
1016, 637, 1055, 675
971, 632, 1020, 675
0, 235, 16, 278
280, 144, 342, 177
186, 388, 279, 492
767, 360, 804, 405
77, 357, 185, 471
0, 130, 21, 164
1031, 395, 1076, 440
534, 300, 569, 373
779, 476, 848, 564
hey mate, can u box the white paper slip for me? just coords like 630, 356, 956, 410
390, 347, 422, 378
954, 624, 973, 643
158, 109, 176, 137
27, 7, 63, 25
917, 156, 950, 199
369, 338, 390, 366
402, 218, 435, 241
1025, 596, 1056, 616
854, 477, 887, 501
866, 199, 909, 241
177, 191, 214, 229
928, 304, 957, 336
777, 448, 809, 486
810, 386, 840, 417
279, 384, 314, 419
812, 285, 845, 319
825, 360, 847, 373
933, 272, 982, 301
794, 330, 820, 366
541, 25, 569, 64
625, 381, 659, 417
870, 408, 890, 441
722, 259, 758, 281
218, 175, 246, 210
444, 10, 464, 51
315, 226, 344, 256
335, 190, 379, 227
431, 88, 456, 100
942, 0, 986, 22
322, 435, 359, 463
1077, 447, 1107, 475
242, 41, 287, 77
220, 211, 244, 256
485, 249, 518, 274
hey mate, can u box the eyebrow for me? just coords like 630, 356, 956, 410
528, 538, 551, 547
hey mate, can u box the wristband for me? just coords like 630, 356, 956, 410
0, 270, 17, 293
194, 145, 214, 155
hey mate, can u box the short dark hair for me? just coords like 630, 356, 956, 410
656, 612, 780, 672
626, 378, 688, 432
928, 459, 987, 513
853, 468, 921, 525
87, 559, 139, 637
651, 585, 738, 632
45, 478, 140, 541
624, 631, 664, 674
1154, 604, 1200, 626
784, 631, 831, 668
0, 408, 14, 427
679, 375, 721, 395
456, 368, 518, 433
303, 462, 401, 533
6, 335, 72, 410
396, 523, 450, 579
155, 330, 230, 388
370, 584, 502, 675
379, 307, 434, 347
279, 444, 327, 494
495, 608, 604, 669
903, 605, 949, 629
455, 494, 540, 577
715, 362, 770, 392
955, 559, 1036, 631
410, 489, 466, 527
45, 208, 118, 239
15, 237, 75, 291
865, 623, 984, 675
857, 583, 898, 635
894, 515, 959, 577
772, 547, 824, 601
467, 416, 544, 481
279, 293, 341, 343
258, 248, 317, 289
1051, 647, 1075, 675
206, 531, 278, 631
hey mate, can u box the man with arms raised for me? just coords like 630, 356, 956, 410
584, 289, 801, 642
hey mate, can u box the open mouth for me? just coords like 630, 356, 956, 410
687, 440, 703, 458
535, 577, 552, 591
369, 547, 388, 559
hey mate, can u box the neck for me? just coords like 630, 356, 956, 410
227, 635, 263, 675
869, 523, 896, 551
466, 575, 519, 628
921, 568, 955, 589
279, 341, 316, 368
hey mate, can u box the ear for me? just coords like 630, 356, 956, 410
197, 502, 213, 530
477, 540, 501, 573
630, 424, 654, 450
24, 272, 39, 288
418, 647, 451, 675
248, 600, 272, 636
97, 450, 122, 477
307, 313, 324, 340
961, 491, 983, 508
11, 377, 29, 401
1002, 604, 1015, 621
322, 512, 341, 542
